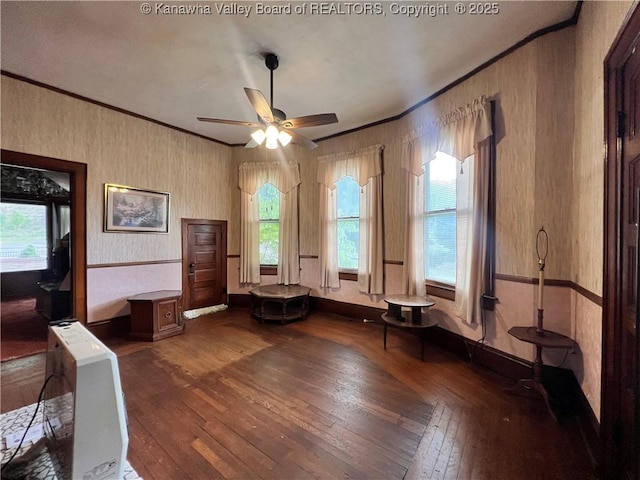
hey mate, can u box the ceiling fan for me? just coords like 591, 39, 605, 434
197, 53, 338, 150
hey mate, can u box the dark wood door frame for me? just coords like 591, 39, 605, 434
1, 149, 87, 323
603, 4, 640, 479
181, 218, 227, 311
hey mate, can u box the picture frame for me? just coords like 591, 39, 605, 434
104, 183, 170, 233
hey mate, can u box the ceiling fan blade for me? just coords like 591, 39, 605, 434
244, 88, 274, 123
285, 129, 318, 150
197, 117, 261, 128
281, 113, 338, 129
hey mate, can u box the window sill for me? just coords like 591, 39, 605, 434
260, 265, 277, 276
425, 281, 455, 301
339, 271, 358, 282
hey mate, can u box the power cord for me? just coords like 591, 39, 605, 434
1, 374, 55, 473
468, 293, 494, 364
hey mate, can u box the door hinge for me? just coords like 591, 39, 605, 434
618, 111, 626, 138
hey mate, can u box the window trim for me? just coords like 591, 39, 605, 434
425, 280, 455, 301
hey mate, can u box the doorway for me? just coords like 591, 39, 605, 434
602, 5, 640, 479
181, 218, 227, 311
0, 150, 87, 360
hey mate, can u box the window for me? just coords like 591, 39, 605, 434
336, 176, 359, 270
0, 202, 48, 273
424, 152, 457, 285
258, 183, 279, 265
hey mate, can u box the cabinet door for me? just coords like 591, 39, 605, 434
156, 299, 180, 332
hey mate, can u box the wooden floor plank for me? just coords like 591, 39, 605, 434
0, 310, 596, 479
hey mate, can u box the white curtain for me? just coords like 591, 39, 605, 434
317, 144, 384, 294
358, 175, 384, 294
318, 186, 339, 288
278, 186, 300, 285
402, 172, 426, 296
401, 96, 492, 323
240, 191, 260, 284
238, 161, 300, 285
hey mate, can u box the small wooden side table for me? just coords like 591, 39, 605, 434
128, 290, 184, 341
507, 326, 576, 421
249, 284, 311, 324
382, 294, 437, 361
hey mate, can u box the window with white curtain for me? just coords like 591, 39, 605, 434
424, 152, 458, 285
401, 95, 493, 323
336, 176, 359, 270
258, 183, 280, 265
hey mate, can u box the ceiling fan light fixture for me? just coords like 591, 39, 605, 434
278, 130, 292, 147
265, 125, 279, 149
251, 129, 266, 145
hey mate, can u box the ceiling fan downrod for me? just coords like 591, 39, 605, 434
265, 53, 279, 108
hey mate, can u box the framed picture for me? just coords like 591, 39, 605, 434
104, 183, 170, 233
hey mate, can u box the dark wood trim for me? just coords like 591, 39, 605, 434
1, 71, 231, 148
227, 254, 240, 259
485, 102, 497, 298
572, 282, 604, 308
495, 272, 567, 285
3, 5, 581, 150
87, 259, 181, 269
315, 6, 582, 144
1, 149, 87, 323
425, 282, 455, 301
495, 273, 603, 306
181, 218, 228, 310
228, 293, 252, 309
86, 315, 130, 339
300, 255, 318, 259
384, 259, 403, 265
309, 296, 383, 322
602, 4, 640, 479
339, 271, 358, 282
260, 265, 277, 276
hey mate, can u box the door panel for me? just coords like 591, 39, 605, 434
181, 219, 227, 311
619, 37, 640, 480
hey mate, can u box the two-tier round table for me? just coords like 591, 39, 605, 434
381, 294, 437, 361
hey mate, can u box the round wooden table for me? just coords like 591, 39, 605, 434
381, 294, 437, 361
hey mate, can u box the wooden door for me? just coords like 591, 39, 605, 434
604, 7, 640, 479
621, 46, 640, 480
181, 219, 227, 311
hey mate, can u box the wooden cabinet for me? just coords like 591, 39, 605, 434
127, 290, 184, 341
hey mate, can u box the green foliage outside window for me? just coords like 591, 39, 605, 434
336, 176, 359, 270
258, 183, 280, 265
0, 202, 48, 272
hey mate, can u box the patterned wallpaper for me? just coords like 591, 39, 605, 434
1, 77, 234, 265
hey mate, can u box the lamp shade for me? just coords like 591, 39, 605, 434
251, 129, 266, 145
278, 130, 292, 146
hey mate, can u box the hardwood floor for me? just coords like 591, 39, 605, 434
1, 309, 595, 479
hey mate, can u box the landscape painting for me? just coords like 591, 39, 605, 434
104, 184, 169, 233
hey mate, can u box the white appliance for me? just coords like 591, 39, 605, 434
43, 321, 128, 479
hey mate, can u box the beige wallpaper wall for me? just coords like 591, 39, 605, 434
573, 0, 634, 297
569, 0, 635, 421
1, 76, 234, 265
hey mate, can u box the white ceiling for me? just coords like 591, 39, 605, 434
1, 1, 577, 146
